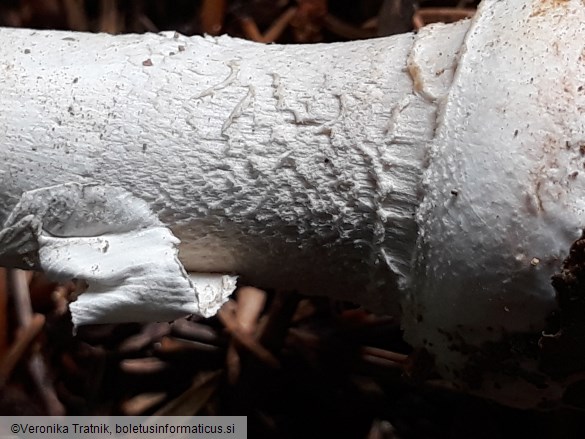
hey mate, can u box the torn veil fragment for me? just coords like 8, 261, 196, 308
0, 183, 236, 327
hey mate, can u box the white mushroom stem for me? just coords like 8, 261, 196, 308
0, 0, 583, 408
0, 16, 469, 319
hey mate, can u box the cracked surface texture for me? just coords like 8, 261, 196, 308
0, 25, 460, 312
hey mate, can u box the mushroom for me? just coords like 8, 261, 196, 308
0, 0, 583, 408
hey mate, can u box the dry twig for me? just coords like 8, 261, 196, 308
152, 370, 222, 416
0, 313, 45, 386
219, 301, 280, 369
62, 0, 89, 31
201, 0, 226, 35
